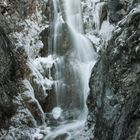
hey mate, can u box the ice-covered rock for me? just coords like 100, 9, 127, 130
52, 107, 62, 120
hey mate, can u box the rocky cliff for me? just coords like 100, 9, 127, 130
0, 0, 49, 139
87, 0, 140, 140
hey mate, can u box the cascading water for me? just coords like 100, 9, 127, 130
45, 0, 97, 139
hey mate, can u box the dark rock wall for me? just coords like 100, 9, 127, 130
0, 27, 17, 129
88, 0, 140, 140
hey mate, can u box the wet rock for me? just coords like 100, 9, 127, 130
87, 2, 140, 140
99, 4, 107, 29
39, 28, 49, 57
54, 133, 69, 140
44, 87, 57, 112
22, 79, 45, 125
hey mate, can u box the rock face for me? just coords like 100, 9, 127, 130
0, 26, 44, 139
88, 0, 140, 140
0, 27, 17, 129
0, 0, 49, 139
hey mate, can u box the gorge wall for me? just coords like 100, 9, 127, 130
0, 0, 48, 139
87, 0, 140, 140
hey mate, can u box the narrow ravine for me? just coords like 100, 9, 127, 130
0, 0, 139, 140
44, 0, 97, 139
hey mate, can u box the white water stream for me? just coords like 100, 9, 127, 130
44, 0, 97, 139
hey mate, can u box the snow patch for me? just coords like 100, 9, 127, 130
34, 55, 55, 73
32, 128, 44, 140
10, 11, 48, 58
28, 59, 54, 91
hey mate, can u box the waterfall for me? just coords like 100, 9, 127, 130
45, 0, 97, 139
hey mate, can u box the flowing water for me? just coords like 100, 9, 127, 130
45, 0, 97, 139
